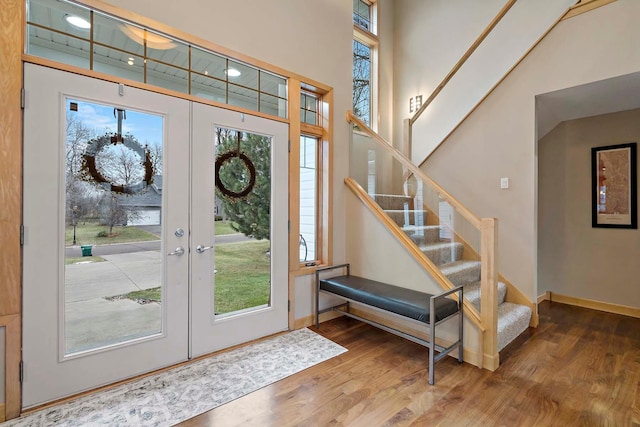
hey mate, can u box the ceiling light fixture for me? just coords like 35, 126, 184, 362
65, 14, 91, 30
127, 57, 135, 65
120, 24, 176, 50
226, 68, 241, 77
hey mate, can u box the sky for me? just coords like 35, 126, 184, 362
67, 98, 163, 148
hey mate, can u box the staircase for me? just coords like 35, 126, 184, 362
372, 193, 532, 352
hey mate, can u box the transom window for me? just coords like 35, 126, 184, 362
25, 0, 288, 118
353, 0, 371, 32
301, 92, 319, 126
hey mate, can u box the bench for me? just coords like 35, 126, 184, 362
315, 264, 463, 385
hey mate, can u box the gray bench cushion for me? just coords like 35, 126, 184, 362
319, 275, 459, 323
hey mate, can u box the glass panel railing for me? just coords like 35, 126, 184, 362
349, 114, 493, 323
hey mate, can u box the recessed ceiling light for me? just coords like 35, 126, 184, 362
65, 14, 91, 30
226, 68, 241, 77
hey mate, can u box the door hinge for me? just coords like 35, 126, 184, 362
21, 88, 25, 109
20, 224, 24, 246
20, 361, 24, 383
288, 300, 291, 312
288, 140, 291, 152
288, 220, 290, 232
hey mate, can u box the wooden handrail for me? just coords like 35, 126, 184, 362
347, 111, 482, 229
562, 0, 615, 20
408, 0, 517, 126
345, 177, 486, 332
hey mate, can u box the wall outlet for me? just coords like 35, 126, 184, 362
500, 177, 509, 189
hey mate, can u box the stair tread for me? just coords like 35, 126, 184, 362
384, 209, 427, 213
463, 281, 508, 312
497, 302, 532, 351
439, 260, 480, 275
401, 225, 441, 232
419, 241, 463, 251
372, 194, 412, 199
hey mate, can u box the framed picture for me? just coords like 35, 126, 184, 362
592, 142, 637, 228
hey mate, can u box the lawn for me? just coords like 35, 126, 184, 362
65, 224, 159, 246
214, 239, 271, 314
65, 256, 105, 265
117, 239, 271, 314
214, 220, 238, 236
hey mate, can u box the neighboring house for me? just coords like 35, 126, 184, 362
118, 176, 163, 226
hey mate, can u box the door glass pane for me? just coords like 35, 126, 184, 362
64, 98, 164, 355
300, 135, 317, 262
214, 128, 272, 317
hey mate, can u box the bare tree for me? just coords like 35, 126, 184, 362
66, 116, 96, 226
148, 142, 163, 177
353, 39, 371, 126
95, 140, 145, 187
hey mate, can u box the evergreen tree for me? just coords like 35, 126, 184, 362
216, 130, 271, 240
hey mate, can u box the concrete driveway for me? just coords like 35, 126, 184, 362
65, 251, 163, 354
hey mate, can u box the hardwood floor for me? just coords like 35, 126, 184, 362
178, 301, 640, 426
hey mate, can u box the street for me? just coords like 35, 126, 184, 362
65, 233, 253, 257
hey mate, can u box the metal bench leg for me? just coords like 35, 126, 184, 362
315, 270, 320, 328
429, 296, 436, 385
458, 288, 464, 363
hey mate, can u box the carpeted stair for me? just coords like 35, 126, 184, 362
373, 193, 532, 352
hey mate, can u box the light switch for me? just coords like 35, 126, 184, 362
500, 177, 509, 189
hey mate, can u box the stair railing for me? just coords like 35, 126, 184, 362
347, 111, 499, 369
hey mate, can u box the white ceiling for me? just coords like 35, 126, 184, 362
536, 71, 640, 139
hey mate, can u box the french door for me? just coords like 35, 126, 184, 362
22, 64, 288, 408
190, 104, 289, 357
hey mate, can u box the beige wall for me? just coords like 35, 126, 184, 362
392, 0, 505, 148
418, 0, 640, 302
539, 109, 640, 308
402, 0, 576, 162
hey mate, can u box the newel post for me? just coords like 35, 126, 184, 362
480, 217, 499, 371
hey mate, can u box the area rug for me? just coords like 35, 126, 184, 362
2, 328, 346, 427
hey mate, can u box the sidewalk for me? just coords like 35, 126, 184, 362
63, 234, 255, 354
65, 251, 162, 354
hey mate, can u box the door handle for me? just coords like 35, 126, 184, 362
196, 245, 213, 254
168, 246, 185, 256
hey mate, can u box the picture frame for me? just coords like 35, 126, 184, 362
591, 142, 637, 228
